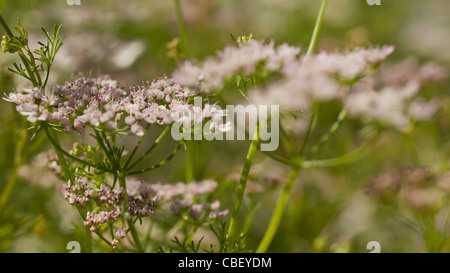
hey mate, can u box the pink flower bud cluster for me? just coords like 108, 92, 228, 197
111, 226, 127, 249
95, 183, 125, 207
173, 39, 301, 92
84, 209, 122, 232
150, 179, 228, 221
170, 199, 228, 220
126, 194, 158, 217
63, 176, 94, 208
62, 176, 159, 232
124, 181, 158, 217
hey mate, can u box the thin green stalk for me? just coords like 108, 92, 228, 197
307, 108, 347, 156
43, 126, 96, 169
262, 150, 293, 166
0, 14, 13, 37
0, 164, 20, 212
301, 131, 379, 169
143, 221, 153, 250
127, 140, 184, 175
174, 0, 189, 58
123, 124, 150, 169
400, 132, 419, 165
127, 126, 171, 171
94, 130, 113, 163
163, 220, 184, 244
256, 167, 300, 253
307, 0, 329, 55
95, 231, 113, 247
24, 44, 42, 86
279, 125, 296, 156
117, 172, 144, 252
298, 102, 319, 156
185, 141, 194, 182
74, 206, 92, 253
102, 132, 115, 159
0, 128, 46, 214
43, 126, 73, 180
128, 223, 144, 253
84, 226, 92, 253
240, 203, 256, 241
0, 131, 27, 211
226, 124, 260, 251
184, 227, 197, 249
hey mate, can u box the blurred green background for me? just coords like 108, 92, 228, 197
0, 0, 449, 252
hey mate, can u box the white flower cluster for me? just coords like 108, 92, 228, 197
172, 38, 446, 130
4, 76, 219, 136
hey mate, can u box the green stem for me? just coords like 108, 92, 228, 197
94, 130, 113, 163
102, 132, 115, 159
400, 132, 419, 165
117, 172, 144, 252
127, 126, 171, 171
24, 44, 42, 86
307, 0, 329, 55
164, 220, 184, 243
0, 14, 13, 37
84, 226, 92, 253
279, 125, 296, 156
256, 167, 300, 253
0, 126, 47, 214
298, 102, 319, 156
43, 126, 96, 169
262, 150, 293, 166
226, 124, 260, 251
127, 140, 184, 175
128, 223, 144, 253
95, 231, 112, 247
184, 228, 197, 249
0, 163, 19, 212
240, 202, 256, 241
43, 126, 73, 180
185, 141, 194, 182
300, 131, 379, 169
307, 108, 347, 156
174, 0, 189, 58
123, 124, 150, 170
0, 124, 27, 211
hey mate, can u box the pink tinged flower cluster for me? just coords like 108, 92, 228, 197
62, 176, 160, 233
95, 183, 125, 207
250, 45, 395, 112
63, 176, 94, 208
151, 179, 219, 201
84, 209, 122, 232
308, 46, 395, 80
208, 200, 229, 220
4, 76, 217, 137
172, 40, 301, 93
126, 194, 158, 217
172, 199, 228, 220
151, 179, 228, 220
346, 81, 440, 129
380, 58, 448, 87
112, 226, 127, 249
